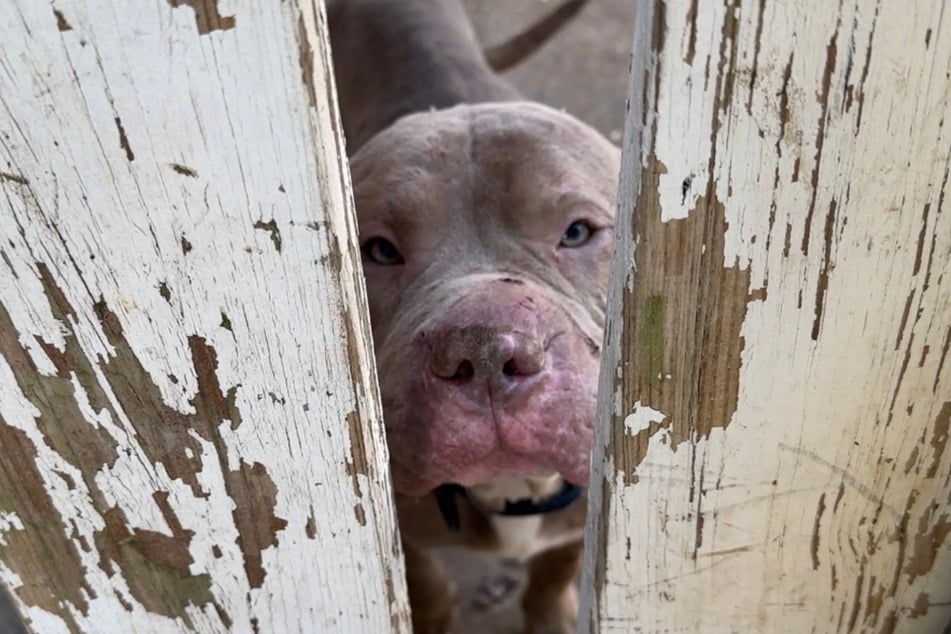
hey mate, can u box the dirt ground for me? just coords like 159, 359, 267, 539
436, 2, 636, 632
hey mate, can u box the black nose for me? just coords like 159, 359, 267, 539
429, 326, 545, 384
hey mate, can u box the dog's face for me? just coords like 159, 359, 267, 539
349, 102, 620, 496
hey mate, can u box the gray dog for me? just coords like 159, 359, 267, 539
328, 2, 620, 632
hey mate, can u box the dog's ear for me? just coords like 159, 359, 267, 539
482, 0, 588, 72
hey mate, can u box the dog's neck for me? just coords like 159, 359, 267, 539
326, 0, 519, 154
434, 475, 583, 532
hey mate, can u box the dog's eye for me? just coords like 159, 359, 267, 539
362, 237, 404, 265
559, 221, 592, 248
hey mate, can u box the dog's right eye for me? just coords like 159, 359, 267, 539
361, 237, 404, 265
559, 220, 593, 248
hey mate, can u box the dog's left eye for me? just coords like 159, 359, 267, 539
362, 237, 404, 265
559, 221, 592, 248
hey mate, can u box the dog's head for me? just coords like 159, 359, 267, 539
349, 102, 619, 496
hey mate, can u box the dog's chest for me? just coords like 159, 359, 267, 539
488, 514, 583, 561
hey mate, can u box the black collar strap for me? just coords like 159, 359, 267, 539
433, 481, 584, 532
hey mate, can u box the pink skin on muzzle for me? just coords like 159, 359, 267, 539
350, 104, 619, 497
382, 279, 598, 496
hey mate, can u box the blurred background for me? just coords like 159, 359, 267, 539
465, 0, 636, 141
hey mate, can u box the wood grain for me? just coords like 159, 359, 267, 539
581, 1, 951, 632
0, 1, 410, 632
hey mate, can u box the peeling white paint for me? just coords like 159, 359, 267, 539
582, 1, 951, 632
0, 1, 410, 632
622, 402, 666, 436
651, 0, 720, 223
0, 512, 24, 543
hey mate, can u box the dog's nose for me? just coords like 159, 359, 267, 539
429, 326, 545, 387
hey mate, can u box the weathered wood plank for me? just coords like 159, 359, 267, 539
0, 1, 409, 632
581, 0, 951, 632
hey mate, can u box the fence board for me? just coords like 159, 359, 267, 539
581, 0, 951, 632
0, 1, 409, 632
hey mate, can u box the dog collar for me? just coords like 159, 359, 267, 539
433, 480, 583, 532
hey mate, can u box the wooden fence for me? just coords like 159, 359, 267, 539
1, 0, 948, 633
0, 1, 409, 631
580, 1, 950, 632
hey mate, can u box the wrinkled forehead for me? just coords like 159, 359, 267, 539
348, 102, 620, 213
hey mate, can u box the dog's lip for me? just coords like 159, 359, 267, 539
448, 445, 557, 475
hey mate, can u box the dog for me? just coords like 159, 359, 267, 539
327, 2, 620, 632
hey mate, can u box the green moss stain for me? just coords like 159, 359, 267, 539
641, 294, 666, 386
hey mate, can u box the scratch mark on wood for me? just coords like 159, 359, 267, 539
811, 492, 826, 570
895, 290, 915, 350
811, 199, 838, 340
115, 117, 134, 161
0, 173, 28, 186
801, 27, 839, 256
169, 163, 197, 177
913, 203, 931, 276
746, 0, 766, 114
778, 443, 898, 517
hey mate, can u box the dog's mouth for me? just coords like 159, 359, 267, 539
433, 476, 584, 531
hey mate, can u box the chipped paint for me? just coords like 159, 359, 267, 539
622, 402, 666, 437
53, 8, 72, 32
168, 0, 235, 35
0, 1, 409, 632
252, 219, 282, 252
169, 163, 198, 178
581, 0, 951, 632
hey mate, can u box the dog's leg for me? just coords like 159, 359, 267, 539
404, 540, 455, 634
521, 541, 583, 634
